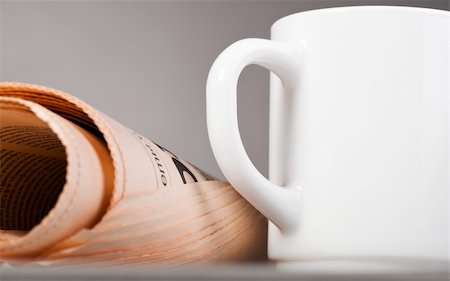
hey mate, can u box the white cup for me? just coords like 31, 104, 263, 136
206, 6, 449, 266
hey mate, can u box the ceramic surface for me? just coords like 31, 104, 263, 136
207, 6, 449, 263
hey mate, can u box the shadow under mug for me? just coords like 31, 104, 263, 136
207, 6, 449, 266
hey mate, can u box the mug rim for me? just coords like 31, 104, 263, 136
272, 5, 449, 32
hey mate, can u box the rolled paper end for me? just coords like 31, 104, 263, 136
0, 82, 268, 265
35, 181, 268, 266
0, 98, 111, 257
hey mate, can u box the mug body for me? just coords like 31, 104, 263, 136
268, 6, 448, 261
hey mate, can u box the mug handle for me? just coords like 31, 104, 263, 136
207, 38, 303, 233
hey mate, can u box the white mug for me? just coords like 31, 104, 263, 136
206, 6, 449, 267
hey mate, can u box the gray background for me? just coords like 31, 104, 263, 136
0, 0, 448, 179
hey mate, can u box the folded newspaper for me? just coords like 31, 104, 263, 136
0, 82, 267, 267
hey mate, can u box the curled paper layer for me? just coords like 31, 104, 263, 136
0, 82, 267, 266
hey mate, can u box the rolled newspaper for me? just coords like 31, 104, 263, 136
0, 82, 267, 266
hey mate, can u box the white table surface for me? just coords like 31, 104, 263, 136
1, 260, 448, 281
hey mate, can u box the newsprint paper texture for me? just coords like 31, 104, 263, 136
0, 82, 267, 267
